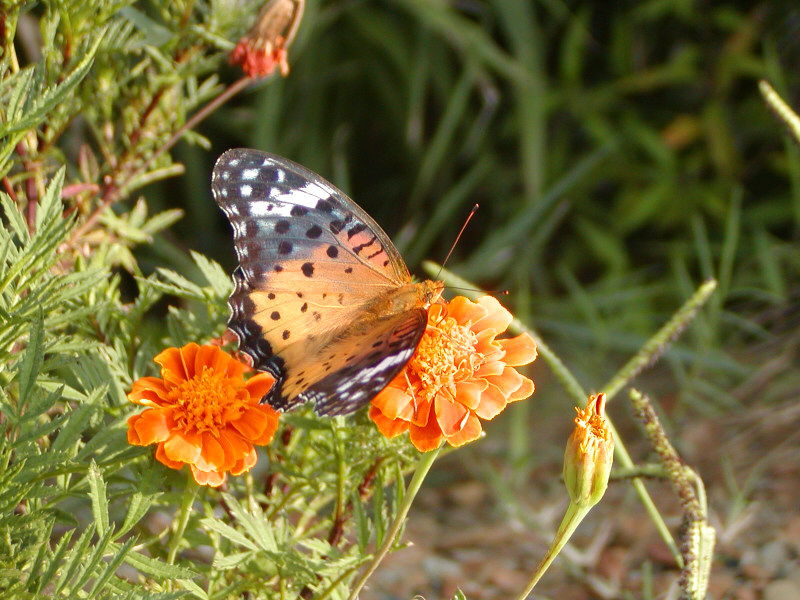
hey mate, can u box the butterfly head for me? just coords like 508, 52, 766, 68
421, 279, 445, 307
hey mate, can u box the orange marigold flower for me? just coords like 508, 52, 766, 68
370, 296, 537, 452
229, 0, 303, 78
127, 343, 279, 487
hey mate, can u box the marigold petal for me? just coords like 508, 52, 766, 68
473, 382, 509, 421
128, 377, 170, 406
369, 405, 410, 439
435, 397, 469, 436
251, 406, 280, 444
153, 345, 191, 386
447, 296, 487, 326
215, 429, 238, 471
163, 430, 202, 464
128, 409, 172, 446
408, 418, 444, 452
155, 442, 184, 470
485, 367, 524, 398
191, 465, 225, 487
196, 431, 226, 472
244, 372, 275, 402
372, 385, 415, 421
472, 296, 513, 334
509, 375, 535, 402
219, 429, 251, 461
230, 447, 258, 476
454, 380, 487, 410
498, 333, 538, 366
179, 343, 201, 379
196, 344, 237, 381
474, 360, 505, 378
232, 406, 274, 441
444, 413, 483, 447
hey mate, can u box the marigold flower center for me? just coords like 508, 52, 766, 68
409, 313, 479, 403
168, 367, 246, 435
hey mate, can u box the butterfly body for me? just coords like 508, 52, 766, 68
212, 149, 442, 416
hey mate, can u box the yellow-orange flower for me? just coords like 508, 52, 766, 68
563, 393, 614, 507
127, 343, 279, 487
370, 296, 537, 452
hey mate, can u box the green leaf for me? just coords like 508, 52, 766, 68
176, 578, 209, 599
200, 517, 259, 551
154, 268, 205, 298
67, 527, 116, 593
122, 551, 198, 580
36, 529, 75, 594
353, 490, 369, 552
191, 251, 231, 298
51, 400, 101, 455
221, 494, 277, 553
53, 524, 96, 596
86, 536, 135, 598
0, 31, 105, 137
88, 460, 109, 536
118, 462, 163, 536
0, 191, 29, 243
35, 167, 66, 233
17, 309, 45, 411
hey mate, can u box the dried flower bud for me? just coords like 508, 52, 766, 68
230, 0, 304, 78
563, 393, 614, 508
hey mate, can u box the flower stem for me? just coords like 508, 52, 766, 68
167, 476, 200, 565
760, 80, 800, 145
601, 279, 717, 400
346, 446, 441, 600
513, 502, 592, 600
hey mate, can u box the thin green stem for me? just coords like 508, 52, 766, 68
602, 280, 717, 400
760, 80, 800, 145
514, 503, 591, 600
346, 446, 441, 600
167, 476, 199, 565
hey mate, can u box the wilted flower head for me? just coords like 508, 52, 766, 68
370, 296, 537, 452
563, 393, 614, 507
127, 343, 279, 487
229, 0, 303, 78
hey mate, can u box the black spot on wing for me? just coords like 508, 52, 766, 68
227, 270, 286, 386
290, 205, 308, 217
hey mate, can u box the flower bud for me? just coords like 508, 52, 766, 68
563, 393, 614, 508
229, 0, 304, 78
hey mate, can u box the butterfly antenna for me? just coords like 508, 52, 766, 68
436, 204, 479, 279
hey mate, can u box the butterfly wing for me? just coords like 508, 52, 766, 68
275, 308, 427, 416
212, 148, 427, 415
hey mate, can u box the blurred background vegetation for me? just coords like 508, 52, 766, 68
3, 0, 799, 597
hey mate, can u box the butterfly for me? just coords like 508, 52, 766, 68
212, 148, 443, 416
